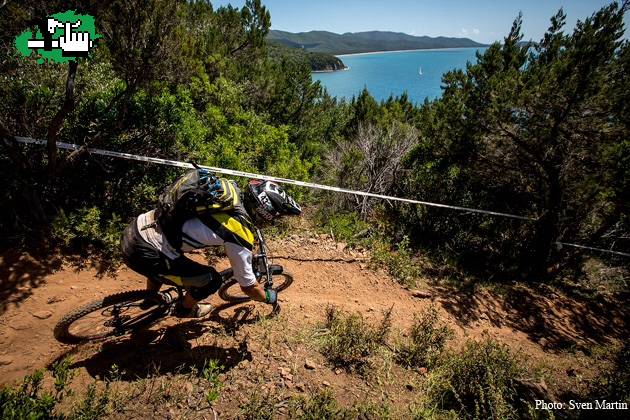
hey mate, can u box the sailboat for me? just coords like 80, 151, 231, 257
418, 66, 423, 76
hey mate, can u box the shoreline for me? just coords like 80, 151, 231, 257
311, 66, 350, 73
336, 46, 483, 57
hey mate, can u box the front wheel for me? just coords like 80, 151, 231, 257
54, 290, 170, 344
217, 271, 293, 303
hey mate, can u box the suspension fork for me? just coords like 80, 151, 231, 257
255, 227, 274, 289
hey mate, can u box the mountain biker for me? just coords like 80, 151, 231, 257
120, 176, 301, 318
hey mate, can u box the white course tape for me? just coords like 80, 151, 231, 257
555, 242, 630, 258
14, 136, 531, 220
13, 136, 629, 257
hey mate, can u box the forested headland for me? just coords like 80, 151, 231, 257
267, 42, 347, 72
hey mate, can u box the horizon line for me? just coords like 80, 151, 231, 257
269, 28, 486, 43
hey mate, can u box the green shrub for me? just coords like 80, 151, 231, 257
590, 341, 630, 405
0, 370, 57, 420
396, 305, 453, 369
372, 236, 421, 287
0, 357, 79, 419
319, 306, 392, 373
52, 207, 126, 261
200, 359, 223, 405
52, 357, 75, 401
317, 211, 370, 245
351, 401, 391, 419
426, 338, 523, 419
0, 359, 111, 420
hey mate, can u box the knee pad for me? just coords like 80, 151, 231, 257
188, 268, 222, 301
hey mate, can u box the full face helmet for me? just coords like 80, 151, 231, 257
245, 179, 301, 223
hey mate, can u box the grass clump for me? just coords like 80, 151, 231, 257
426, 338, 523, 419
72, 383, 110, 420
289, 389, 389, 420
396, 305, 453, 369
238, 391, 276, 420
319, 306, 392, 373
289, 389, 341, 419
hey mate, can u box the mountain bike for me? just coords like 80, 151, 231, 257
53, 227, 292, 344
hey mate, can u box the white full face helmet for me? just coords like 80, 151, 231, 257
245, 179, 301, 222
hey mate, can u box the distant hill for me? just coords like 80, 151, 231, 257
268, 30, 486, 55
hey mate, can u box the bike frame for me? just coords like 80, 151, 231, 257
161, 226, 275, 302
253, 227, 274, 289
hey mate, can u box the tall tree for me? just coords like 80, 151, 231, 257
401, 2, 629, 277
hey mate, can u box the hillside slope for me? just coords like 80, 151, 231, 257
268, 30, 486, 54
1, 231, 628, 417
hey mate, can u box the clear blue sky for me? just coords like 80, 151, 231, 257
212, 0, 628, 44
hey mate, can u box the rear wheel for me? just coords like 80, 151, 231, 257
54, 290, 170, 344
218, 271, 293, 303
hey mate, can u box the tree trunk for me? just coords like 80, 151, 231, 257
47, 61, 78, 174
530, 176, 562, 279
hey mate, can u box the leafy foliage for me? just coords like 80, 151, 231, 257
589, 341, 630, 405
199, 359, 223, 405
52, 207, 125, 262
316, 211, 370, 245
0, 1, 627, 286
0, 370, 56, 420
371, 236, 422, 287
396, 305, 453, 369
397, 3, 630, 277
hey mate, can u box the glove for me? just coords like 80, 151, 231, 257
264, 288, 277, 304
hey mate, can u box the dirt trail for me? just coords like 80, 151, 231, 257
0, 234, 627, 398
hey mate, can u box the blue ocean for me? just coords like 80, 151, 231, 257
312, 47, 487, 104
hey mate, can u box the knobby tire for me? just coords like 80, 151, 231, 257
53, 289, 168, 344
217, 271, 293, 303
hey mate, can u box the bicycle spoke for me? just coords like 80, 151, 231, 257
68, 300, 165, 340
